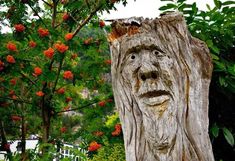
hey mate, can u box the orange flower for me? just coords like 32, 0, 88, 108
34, 67, 42, 76
65, 33, 73, 41
43, 47, 54, 59
14, 24, 25, 32
60, 127, 67, 133
104, 59, 111, 65
65, 97, 72, 103
11, 95, 17, 99
54, 43, 69, 53
63, 70, 73, 80
62, 13, 69, 21
57, 87, 65, 94
93, 131, 104, 137
63, 105, 71, 111
112, 123, 122, 136
38, 27, 49, 37
28, 41, 37, 48
7, 42, 17, 51
11, 115, 22, 121
10, 78, 17, 85
0, 60, 5, 71
107, 99, 113, 102
9, 90, 15, 96
99, 20, 105, 28
36, 91, 44, 97
98, 101, 106, 107
71, 53, 78, 60
83, 37, 93, 45
88, 141, 101, 151
6, 55, 16, 63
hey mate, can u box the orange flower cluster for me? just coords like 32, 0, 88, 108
14, 24, 25, 32
63, 105, 71, 111
84, 37, 93, 45
43, 47, 54, 59
65, 97, 72, 103
6, 55, 16, 64
62, 13, 70, 21
98, 101, 106, 107
60, 127, 67, 133
57, 87, 65, 94
54, 43, 69, 53
36, 91, 44, 97
93, 131, 104, 137
107, 99, 113, 102
10, 78, 17, 85
34, 67, 42, 76
112, 123, 122, 136
28, 41, 37, 48
11, 115, 22, 121
88, 141, 102, 152
104, 59, 111, 65
63, 70, 73, 80
65, 33, 73, 41
38, 27, 49, 37
0, 60, 4, 71
7, 42, 17, 51
99, 20, 105, 28
9, 90, 17, 99
71, 53, 78, 60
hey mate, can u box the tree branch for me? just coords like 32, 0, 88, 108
72, 4, 103, 39
0, 96, 33, 105
27, 3, 48, 28
56, 95, 113, 114
52, 0, 58, 28
41, 0, 53, 7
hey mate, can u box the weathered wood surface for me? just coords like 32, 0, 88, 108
108, 12, 214, 161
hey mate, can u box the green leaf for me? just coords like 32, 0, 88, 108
159, 4, 177, 11
222, 128, 234, 146
211, 54, 219, 60
192, 2, 198, 15
214, 0, 222, 9
206, 40, 213, 47
177, 0, 186, 3
219, 76, 227, 87
211, 123, 219, 138
222, 1, 235, 6
206, 4, 211, 10
211, 46, 220, 54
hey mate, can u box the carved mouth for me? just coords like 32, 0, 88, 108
139, 90, 171, 106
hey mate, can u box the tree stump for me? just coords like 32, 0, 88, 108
108, 12, 214, 161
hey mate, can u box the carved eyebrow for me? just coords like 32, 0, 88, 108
126, 44, 164, 55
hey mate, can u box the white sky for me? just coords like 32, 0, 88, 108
1, 0, 215, 33
100, 0, 215, 19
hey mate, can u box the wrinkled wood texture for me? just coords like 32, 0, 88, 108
109, 12, 214, 161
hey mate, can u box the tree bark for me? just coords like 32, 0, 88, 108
21, 116, 27, 161
109, 12, 214, 161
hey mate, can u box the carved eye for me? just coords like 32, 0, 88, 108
154, 51, 159, 55
131, 55, 135, 59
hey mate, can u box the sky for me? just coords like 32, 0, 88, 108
100, 0, 215, 19
1, 0, 215, 33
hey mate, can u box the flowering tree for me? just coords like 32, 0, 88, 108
0, 0, 126, 160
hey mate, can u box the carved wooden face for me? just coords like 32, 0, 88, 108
120, 39, 178, 150
122, 43, 174, 115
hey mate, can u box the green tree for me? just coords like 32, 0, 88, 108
0, 0, 126, 160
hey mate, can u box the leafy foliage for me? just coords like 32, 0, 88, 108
0, 0, 125, 160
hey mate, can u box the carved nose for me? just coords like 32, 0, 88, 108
139, 70, 158, 81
